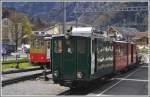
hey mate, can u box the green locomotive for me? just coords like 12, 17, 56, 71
51, 27, 137, 88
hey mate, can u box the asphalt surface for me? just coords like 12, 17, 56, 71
2, 74, 69, 95
2, 63, 148, 95
88, 63, 148, 96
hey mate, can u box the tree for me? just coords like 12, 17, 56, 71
15, 16, 32, 68
22, 16, 32, 35
22, 16, 32, 44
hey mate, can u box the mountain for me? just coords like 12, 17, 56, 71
2, 2, 76, 22
2, 2, 148, 31
2, 7, 26, 23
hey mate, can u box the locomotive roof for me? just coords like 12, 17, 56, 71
52, 27, 108, 38
72, 27, 93, 34
51, 27, 135, 44
114, 41, 129, 43
114, 41, 135, 44
52, 33, 107, 38
52, 27, 93, 38
52, 34, 135, 44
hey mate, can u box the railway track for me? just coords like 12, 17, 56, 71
2, 67, 42, 74
2, 70, 51, 87
58, 82, 109, 95
58, 64, 142, 95
58, 88, 89, 95
58, 79, 110, 95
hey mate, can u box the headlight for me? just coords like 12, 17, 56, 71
77, 72, 83, 79
54, 71, 58, 77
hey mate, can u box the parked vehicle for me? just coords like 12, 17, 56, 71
29, 34, 51, 69
0, 42, 16, 55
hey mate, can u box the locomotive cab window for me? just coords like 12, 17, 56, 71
77, 39, 85, 54
115, 44, 121, 56
54, 40, 62, 53
40, 39, 44, 48
33, 38, 39, 48
65, 40, 74, 54
31, 37, 45, 48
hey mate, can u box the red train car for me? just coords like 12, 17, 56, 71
113, 41, 128, 71
30, 48, 50, 63
29, 35, 51, 68
113, 41, 137, 71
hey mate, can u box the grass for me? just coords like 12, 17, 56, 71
2, 58, 28, 64
2, 62, 32, 70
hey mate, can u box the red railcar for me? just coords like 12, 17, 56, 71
113, 41, 137, 71
113, 41, 128, 71
30, 48, 50, 63
29, 35, 51, 68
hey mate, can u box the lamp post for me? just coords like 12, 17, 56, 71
63, 2, 66, 34
15, 24, 19, 68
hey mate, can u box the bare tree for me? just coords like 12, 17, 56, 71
14, 16, 32, 68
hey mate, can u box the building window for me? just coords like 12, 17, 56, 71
3, 20, 8, 26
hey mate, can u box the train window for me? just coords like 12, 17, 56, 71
115, 45, 121, 56
54, 40, 62, 53
77, 39, 85, 54
35, 38, 39, 48
120, 45, 124, 56
31, 36, 37, 48
30, 35, 46, 49
32, 37, 42, 48
123, 47, 127, 55
40, 38, 45, 47
65, 40, 74, 54
31, 38, 35, 47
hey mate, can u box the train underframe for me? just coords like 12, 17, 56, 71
55, 62, 140, 88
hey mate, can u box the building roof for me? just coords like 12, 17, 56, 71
107, 26, 140, 41
108, 26, 138, 36
134, 32, 148, 39
43, 23, 62, 32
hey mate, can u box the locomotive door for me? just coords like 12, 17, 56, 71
52, 39, 63, 79
62, 39, 76, 79
77, 38, 90, 78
